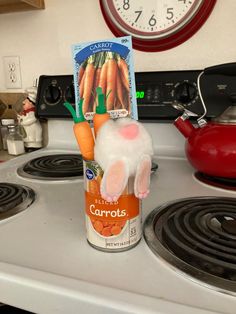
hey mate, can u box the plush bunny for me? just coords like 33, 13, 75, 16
94, 117, 153, 202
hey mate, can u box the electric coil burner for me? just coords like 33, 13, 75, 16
17, 154, 158, 181
144, 197, 236, 294
195, 172, 236, 191
0, 183, 35, 220
17, 154, 83, 180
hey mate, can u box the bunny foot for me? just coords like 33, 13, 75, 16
136, 190, 150, 199
101, 193, 119, 203
100, 160, 128, 202
134, 155, 152, 199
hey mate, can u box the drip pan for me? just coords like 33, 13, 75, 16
0, 183, 35, 220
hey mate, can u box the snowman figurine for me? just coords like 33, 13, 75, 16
18, 87, 43, 150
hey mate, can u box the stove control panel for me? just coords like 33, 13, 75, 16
36, 75, 75, 118
36, 71, 236, 121
136, 71, 236, 121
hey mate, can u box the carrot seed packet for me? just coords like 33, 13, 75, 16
72, 36, 138, 121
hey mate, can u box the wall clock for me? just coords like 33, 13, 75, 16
99, 0, 217, 52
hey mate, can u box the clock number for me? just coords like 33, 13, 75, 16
149, 14, 157, 27
134, 10, 142, 23
166, 8, 174, 20
123, 0, 130, 10
178, 0, 187, 3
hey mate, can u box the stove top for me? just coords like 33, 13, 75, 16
0, 147, 236, 314
144, 196, 236, 294
0, 183, 35, 220
17, 154, 83, 180
16, 152, 158, 181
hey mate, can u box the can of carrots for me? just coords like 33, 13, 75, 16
83, 160, 142, 252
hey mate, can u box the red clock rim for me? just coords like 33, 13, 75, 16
99, 0, 217, 52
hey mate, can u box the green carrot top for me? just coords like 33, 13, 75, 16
95, 87, 107, 114
64, 99, 85, 123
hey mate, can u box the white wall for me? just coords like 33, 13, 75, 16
0, 0, 235, 91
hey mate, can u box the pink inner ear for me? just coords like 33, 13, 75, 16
119, 124, 139, 139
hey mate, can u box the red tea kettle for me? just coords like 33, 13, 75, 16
174, 63, 236, 178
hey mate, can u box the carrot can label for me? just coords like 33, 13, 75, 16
84, 160, 142, 251
72, 36, 138, 121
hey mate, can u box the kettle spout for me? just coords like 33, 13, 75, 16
174, 115, 195, 138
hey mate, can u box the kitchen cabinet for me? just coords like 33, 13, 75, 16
0, 0, 45, 14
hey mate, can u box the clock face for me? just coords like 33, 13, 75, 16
100, 0, 217, 51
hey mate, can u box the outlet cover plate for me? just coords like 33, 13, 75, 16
3, 56, 22, 89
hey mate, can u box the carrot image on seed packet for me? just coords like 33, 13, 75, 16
80, 55, 96, 115
78, 52, 130, 114
72, 36, 138, 121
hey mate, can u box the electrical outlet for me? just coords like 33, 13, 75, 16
3, 56, 22, 89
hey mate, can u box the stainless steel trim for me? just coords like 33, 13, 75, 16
213, 105, 236, 124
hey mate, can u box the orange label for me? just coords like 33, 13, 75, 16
85, 191, 140, 221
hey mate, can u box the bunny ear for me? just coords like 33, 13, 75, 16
134, 154, 152, 199
100, 159, 129, 202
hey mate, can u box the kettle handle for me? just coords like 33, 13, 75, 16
204, 62, 236, 76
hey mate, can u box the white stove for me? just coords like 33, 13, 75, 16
0, 118, 235, 314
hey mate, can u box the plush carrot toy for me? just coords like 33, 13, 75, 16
64, 100, 94, 160
93, 87, 110, 137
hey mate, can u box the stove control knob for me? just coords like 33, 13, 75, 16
44, 84, 61, 105
174, 82, 197, 105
